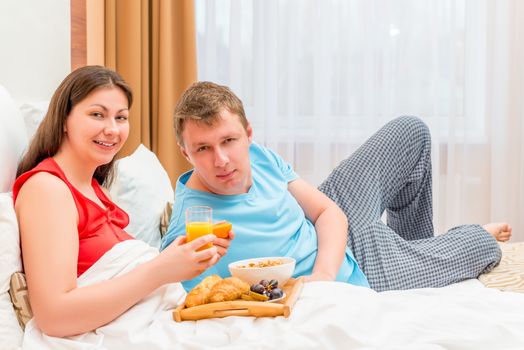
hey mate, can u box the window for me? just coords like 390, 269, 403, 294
195, 0, 488, 184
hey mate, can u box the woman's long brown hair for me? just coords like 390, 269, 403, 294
16, 65, 133, 187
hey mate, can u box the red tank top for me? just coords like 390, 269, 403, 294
13, 158, 134, 276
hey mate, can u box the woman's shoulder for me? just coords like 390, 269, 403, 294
15, 171, 72, 207
20, 170, 66, 187
13, 158, 66, 199
14, 170, 78, 230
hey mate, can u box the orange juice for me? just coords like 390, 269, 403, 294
186, 221, 213, 251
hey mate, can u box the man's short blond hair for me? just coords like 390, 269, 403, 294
174, 81, 248, 146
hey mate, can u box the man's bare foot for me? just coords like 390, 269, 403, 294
482, 222, 512, 242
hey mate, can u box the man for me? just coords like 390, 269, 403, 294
161, 81, 510, 292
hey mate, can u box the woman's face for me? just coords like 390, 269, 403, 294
61, 86, 130, 167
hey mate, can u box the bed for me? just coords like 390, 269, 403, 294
1, 83, 523, 350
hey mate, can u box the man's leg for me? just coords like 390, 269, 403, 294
350, 221, 500, 291
319, 116, 501, 291
319, 116, 434, 242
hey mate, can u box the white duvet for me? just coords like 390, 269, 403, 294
22, 240, 524, 350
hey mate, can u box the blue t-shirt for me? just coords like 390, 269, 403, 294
161, 142, 369, 290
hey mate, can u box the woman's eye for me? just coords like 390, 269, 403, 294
91, 112, 103, 118
116, 115, 128, 122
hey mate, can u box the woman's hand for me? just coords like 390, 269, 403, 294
153, 229, 235, 285
155, 234, 220, 284
213, 230, 235, 260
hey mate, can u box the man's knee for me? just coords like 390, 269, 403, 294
393, 116, 431, 142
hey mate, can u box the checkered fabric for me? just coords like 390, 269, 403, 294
319, 116, 501, 291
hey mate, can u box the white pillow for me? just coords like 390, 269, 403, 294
0, 84, 28, 193
110, 144, 174, 249
0, 193, 24, 348
0, 193, 22, 293
19, 101, 49, 141
0, 293, 22, 350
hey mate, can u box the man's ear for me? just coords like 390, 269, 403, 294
180, 146, 192, 164
179, 145, 191, 163
246, 122, 253, 143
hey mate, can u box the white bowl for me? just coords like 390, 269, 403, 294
228, 256, 296, 287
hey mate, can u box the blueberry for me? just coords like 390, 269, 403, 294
250, 284, 265, 294
260, 279, 269, 288
270, 288, 283, 300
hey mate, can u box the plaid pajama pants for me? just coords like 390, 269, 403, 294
319, 116, 501, 291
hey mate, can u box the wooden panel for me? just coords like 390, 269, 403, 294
71, 0, 86, 70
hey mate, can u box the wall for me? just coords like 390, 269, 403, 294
0, 0, 70, 103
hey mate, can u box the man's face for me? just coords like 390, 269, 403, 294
180, 108, 253, 195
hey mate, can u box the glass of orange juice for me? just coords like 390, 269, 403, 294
185, 206, 213, 251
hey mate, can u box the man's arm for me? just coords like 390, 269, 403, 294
288, 178, 348, 281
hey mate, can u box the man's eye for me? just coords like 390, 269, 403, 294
224, 138, 235, 143
197, 146, 209, 152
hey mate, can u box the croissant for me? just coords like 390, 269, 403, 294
184, 274, 222, 308
208, 277, 250, 303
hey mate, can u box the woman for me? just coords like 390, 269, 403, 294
13, 66, 232, 337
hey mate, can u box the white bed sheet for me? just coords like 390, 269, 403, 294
22, 240, 524, 350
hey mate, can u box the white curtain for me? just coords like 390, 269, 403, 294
195, 0, 524, 241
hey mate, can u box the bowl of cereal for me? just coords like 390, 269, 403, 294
228, 256, 296, 287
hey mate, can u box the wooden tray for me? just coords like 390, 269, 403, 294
173, 277, 303, 322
